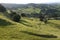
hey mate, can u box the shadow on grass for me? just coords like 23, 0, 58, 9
19, 20, 32, 27
48, 22, 60, 29
21, 31, 57, 38
0, 19, 13, 26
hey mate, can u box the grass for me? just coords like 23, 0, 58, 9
0, 14, 60, 40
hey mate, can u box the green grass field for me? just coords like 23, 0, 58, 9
0, 13, 60, 40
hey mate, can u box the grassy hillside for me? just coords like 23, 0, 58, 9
0, 13, 60, 40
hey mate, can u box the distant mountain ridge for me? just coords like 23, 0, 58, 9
1, 3, 26, 9
0, 3, 60, 10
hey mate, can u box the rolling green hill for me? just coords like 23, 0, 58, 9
0, 13, 60, 40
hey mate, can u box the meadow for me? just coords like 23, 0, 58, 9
0, 13, 60, 40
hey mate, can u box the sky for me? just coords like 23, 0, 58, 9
0, 0, 60, 4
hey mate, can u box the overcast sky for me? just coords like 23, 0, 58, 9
0, 0, 60, 4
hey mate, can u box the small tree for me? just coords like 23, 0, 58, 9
39, 13, 48, 24
39, 13, 44, 21
44, 15, 48, 24
10, 11, 21, 22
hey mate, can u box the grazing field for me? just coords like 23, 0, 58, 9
0, 14, 60, 40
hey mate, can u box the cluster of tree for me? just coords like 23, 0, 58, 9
40, 5, 60, 18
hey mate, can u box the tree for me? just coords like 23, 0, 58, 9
9, 11, 21, 22
21, 13, 26, 17
0, 4, 6, 12
39, 11, 48, 24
